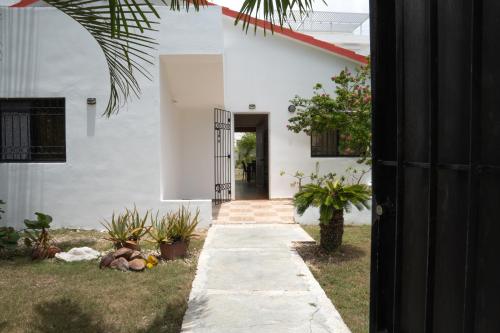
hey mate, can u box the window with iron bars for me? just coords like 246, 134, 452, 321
0, 98, 66, 162
310, 129, 359, 157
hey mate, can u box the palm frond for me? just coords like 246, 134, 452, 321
236, 0, 318, 33
44, 0, 309, 116
45, 0, 210, 117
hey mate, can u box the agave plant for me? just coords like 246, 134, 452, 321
125, 205, 150, 242
295, 177, 371, 252
12, 0, 312, 116
101, 211, 132, 249
167, 207, 199, 243
148, 211, 169, 245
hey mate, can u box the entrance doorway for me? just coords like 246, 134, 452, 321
233, 114, 269, 200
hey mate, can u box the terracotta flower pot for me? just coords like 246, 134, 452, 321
159, 241, 188, 260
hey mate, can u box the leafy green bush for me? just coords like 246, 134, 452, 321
295, 177, 371, 252
24, 212, 60, 259
0, 227, 20, 255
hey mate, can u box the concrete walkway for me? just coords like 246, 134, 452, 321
181, 224, 351, 333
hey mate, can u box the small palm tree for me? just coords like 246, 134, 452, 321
294, 178, 371, 252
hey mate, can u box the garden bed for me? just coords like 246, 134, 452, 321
298, 225, 371, 333
0, 229, 205, 333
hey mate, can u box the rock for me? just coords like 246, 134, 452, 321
99, 253, 115, 268
128, 258, 146, 271
47, 246, 62, 258
55, 247, 100, 262
110, 257, 129, 272
130, 250, 144, 260
114, 247, 133, 260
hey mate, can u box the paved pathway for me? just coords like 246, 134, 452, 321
212, 200, 295, 224
181, 224, 351, 333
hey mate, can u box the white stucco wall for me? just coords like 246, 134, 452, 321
0, 7, 214, 229
0, 5, 370, 229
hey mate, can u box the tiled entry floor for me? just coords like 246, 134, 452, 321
212, 200, 295, 224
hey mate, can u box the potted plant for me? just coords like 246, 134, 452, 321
102, 211, 132, 249
23, 212, 61, 259
294, 177, 371, 252
161, 207, 199, 260
148, 211, 169, 254
124, 205, 150, 251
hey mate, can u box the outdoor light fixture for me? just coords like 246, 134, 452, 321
288, 105, 296, 113
87, 98, 96, 105
249, 104, 256, 110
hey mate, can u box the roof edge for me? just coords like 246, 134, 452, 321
220, 6, 368, 64
9, 0, 368, 64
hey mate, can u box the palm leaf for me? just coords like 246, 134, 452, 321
40, 0, 312, 116
236, 0, 318, 33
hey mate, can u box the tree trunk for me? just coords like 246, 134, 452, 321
319, 209, 344, 252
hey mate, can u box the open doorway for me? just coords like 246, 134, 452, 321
233, 114, 269, 200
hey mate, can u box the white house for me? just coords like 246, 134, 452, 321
0, 3, 370, 229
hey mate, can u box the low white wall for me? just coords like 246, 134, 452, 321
160, 200, 213, 229
295, 206, 372, 225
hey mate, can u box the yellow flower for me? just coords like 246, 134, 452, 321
146, 263, 154, 269
147, 255, 158, 266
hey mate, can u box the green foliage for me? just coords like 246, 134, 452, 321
102, 206, 152, 248
23, 212, 55, 258
166, 207, 199, 243
148, 211, 169, 245
125, 205, 150, 241
235, 132, 256, 168
236, 0, 314, 33
102, 211, 132, 248
294, 177, 371, 224
41, 0, 305, 116
0, 227, 20, 253
288, 62, 372, 164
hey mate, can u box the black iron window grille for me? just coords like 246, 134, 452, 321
0, 98, 66, 162
311, 129, 359, 157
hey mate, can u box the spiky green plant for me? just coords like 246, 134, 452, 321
295, 178, 371, 252
148, 211, 169, 245
125, 205, 150, 242
167, 207, 199, 243
101, 211, 132, 248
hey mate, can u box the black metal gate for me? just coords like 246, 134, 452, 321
214, 108, 232, 205
370, 0, 500, 332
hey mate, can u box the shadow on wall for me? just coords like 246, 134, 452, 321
1, 164, 45, 229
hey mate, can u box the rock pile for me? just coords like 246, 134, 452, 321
100, 247, 147, 272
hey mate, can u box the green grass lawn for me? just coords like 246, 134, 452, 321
0, 230, 205, 333
299, 225, 371, 333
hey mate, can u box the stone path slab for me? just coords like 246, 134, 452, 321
181, 224, 351, 333
212, 200, 295, 224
